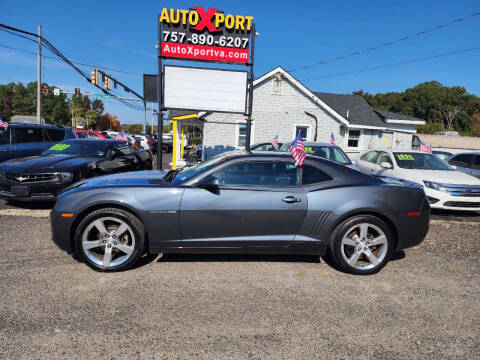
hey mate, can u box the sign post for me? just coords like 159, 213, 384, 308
157, 7, 256, 169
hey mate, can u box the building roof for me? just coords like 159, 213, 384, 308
313, 93, 386, 128
374, 109, 425, 124
417, 134, 480, 151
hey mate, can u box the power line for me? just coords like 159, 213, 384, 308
289, 10, 480, 72
0, 43, 141, 75
301, 45, 480, 81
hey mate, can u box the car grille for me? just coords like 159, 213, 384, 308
440, 184, 480, 197
4, 173, 60, 183
444, 201, 480, 208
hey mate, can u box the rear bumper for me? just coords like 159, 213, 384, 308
395, 197, 430, 251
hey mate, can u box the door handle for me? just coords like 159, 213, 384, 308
282, 196, 301, 203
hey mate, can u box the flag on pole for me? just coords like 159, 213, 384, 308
419, 140, 432, 153
289, 132, 306, 167
0, 115, 8, 129
115, 130, 128, 142
271, 135, 279, 149
330, 132, 335, 145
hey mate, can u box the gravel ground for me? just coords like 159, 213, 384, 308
0, 215, 479, 359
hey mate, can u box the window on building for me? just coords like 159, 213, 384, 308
295, 126, 309, 141
347, 130, 361, 148
238, 124, 247, 148
272, 74, 283, 94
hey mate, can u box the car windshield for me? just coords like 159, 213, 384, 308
393, 152, 453, 170
42, 141, 110, 158
169, 154, 229, 184
280, 143, 351, 165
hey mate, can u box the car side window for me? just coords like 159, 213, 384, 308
377, 153, 393, 167
214, 161, 299, 187
361, 151, 378, 163
44, 128, 65, 141
13, 127, 44, 143
449, 154, 474, 168
302, 165, 332, 185
473, 155, 480, 169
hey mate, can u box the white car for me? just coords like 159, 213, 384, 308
357, 150, 480, 211
134, 135, 151, 150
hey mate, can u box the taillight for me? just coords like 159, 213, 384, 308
408, 212, 420, 216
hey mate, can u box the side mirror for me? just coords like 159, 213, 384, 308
199, 175, 219, 190
380, 162, 393, 169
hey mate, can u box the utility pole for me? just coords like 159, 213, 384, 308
151, 103, 154, 135
143, 101, 147, 134
36, 25, 42, 124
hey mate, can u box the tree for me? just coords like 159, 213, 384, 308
0, 83, 15, 120
96, 113, 120, 131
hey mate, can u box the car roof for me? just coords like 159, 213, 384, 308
283, 141, 338, 147
61, 138, 126, 145
449, 152, 480, 156
7, 123, 67, 129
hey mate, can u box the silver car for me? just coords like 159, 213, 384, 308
446, 152, 480, 178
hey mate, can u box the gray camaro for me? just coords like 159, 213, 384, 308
51, 152, 430, 275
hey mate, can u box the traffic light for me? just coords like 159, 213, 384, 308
41, 85, 48, 96
91, 70, 98, 85
104, 76, 111, 90
75, 88, 81, 98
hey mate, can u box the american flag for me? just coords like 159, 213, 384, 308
271, 135, 279, 149
115, 130, 128, 142
419, 140, 432, 153
0, 115, 8, 129
289, 132, 306, 167
330, 132, 335, 145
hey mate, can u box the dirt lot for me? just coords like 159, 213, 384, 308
0, 215, 479, 359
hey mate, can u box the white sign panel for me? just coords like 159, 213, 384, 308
53, 88, 60, 96
164, 66, 248, 113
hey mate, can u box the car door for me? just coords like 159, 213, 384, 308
12, 126, 47, 159
179, 159, 307, 249
448, 154, 475, 175
357, 151, 379, 174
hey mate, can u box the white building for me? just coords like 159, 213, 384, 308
171, 66, 425, 161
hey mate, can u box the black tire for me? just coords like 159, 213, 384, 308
74, 208, 145, 272
144, 159, 153, 170
328, 215, 394, 275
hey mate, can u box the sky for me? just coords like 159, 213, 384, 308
1, 0, 479, 125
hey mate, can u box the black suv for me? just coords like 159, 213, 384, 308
0, 123, 77, 163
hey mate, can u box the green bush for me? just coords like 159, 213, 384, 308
191, 137, 203, 145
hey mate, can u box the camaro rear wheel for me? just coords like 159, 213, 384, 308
74, 208, 145, 272
329, 215, 394, 275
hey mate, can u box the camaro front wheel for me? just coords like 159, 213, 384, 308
329, 215, 394, 275
74, 208, 145, 272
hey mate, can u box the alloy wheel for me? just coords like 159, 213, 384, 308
81, 217, 136, 268
340, 223, 388, 270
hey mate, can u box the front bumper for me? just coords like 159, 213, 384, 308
0, 180, 71, 202
425, 188, 480, 211
50, 209, 75, 253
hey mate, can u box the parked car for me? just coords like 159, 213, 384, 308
76, 130, 108, 139
279, 142, 357, 169
0, 123, 76, 163
250, 142, 282, 151
357, 150, 480, 211
100, 131, 116, 139
50, 151, 429, 274
0, 139, 153, 202
446, 152, 480, 178
432, 150, 453, 161
134, 135, 152, 150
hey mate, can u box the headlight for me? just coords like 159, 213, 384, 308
423, 180, 447, 192
57, 172, 73, 182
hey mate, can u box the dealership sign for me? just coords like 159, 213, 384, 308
159, 7, 254, 64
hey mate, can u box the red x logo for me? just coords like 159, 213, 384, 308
190, 7, 223, 32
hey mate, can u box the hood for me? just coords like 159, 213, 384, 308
1, 154, 96, 173
399, 169, 480, 186
71, 170, 168, 189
